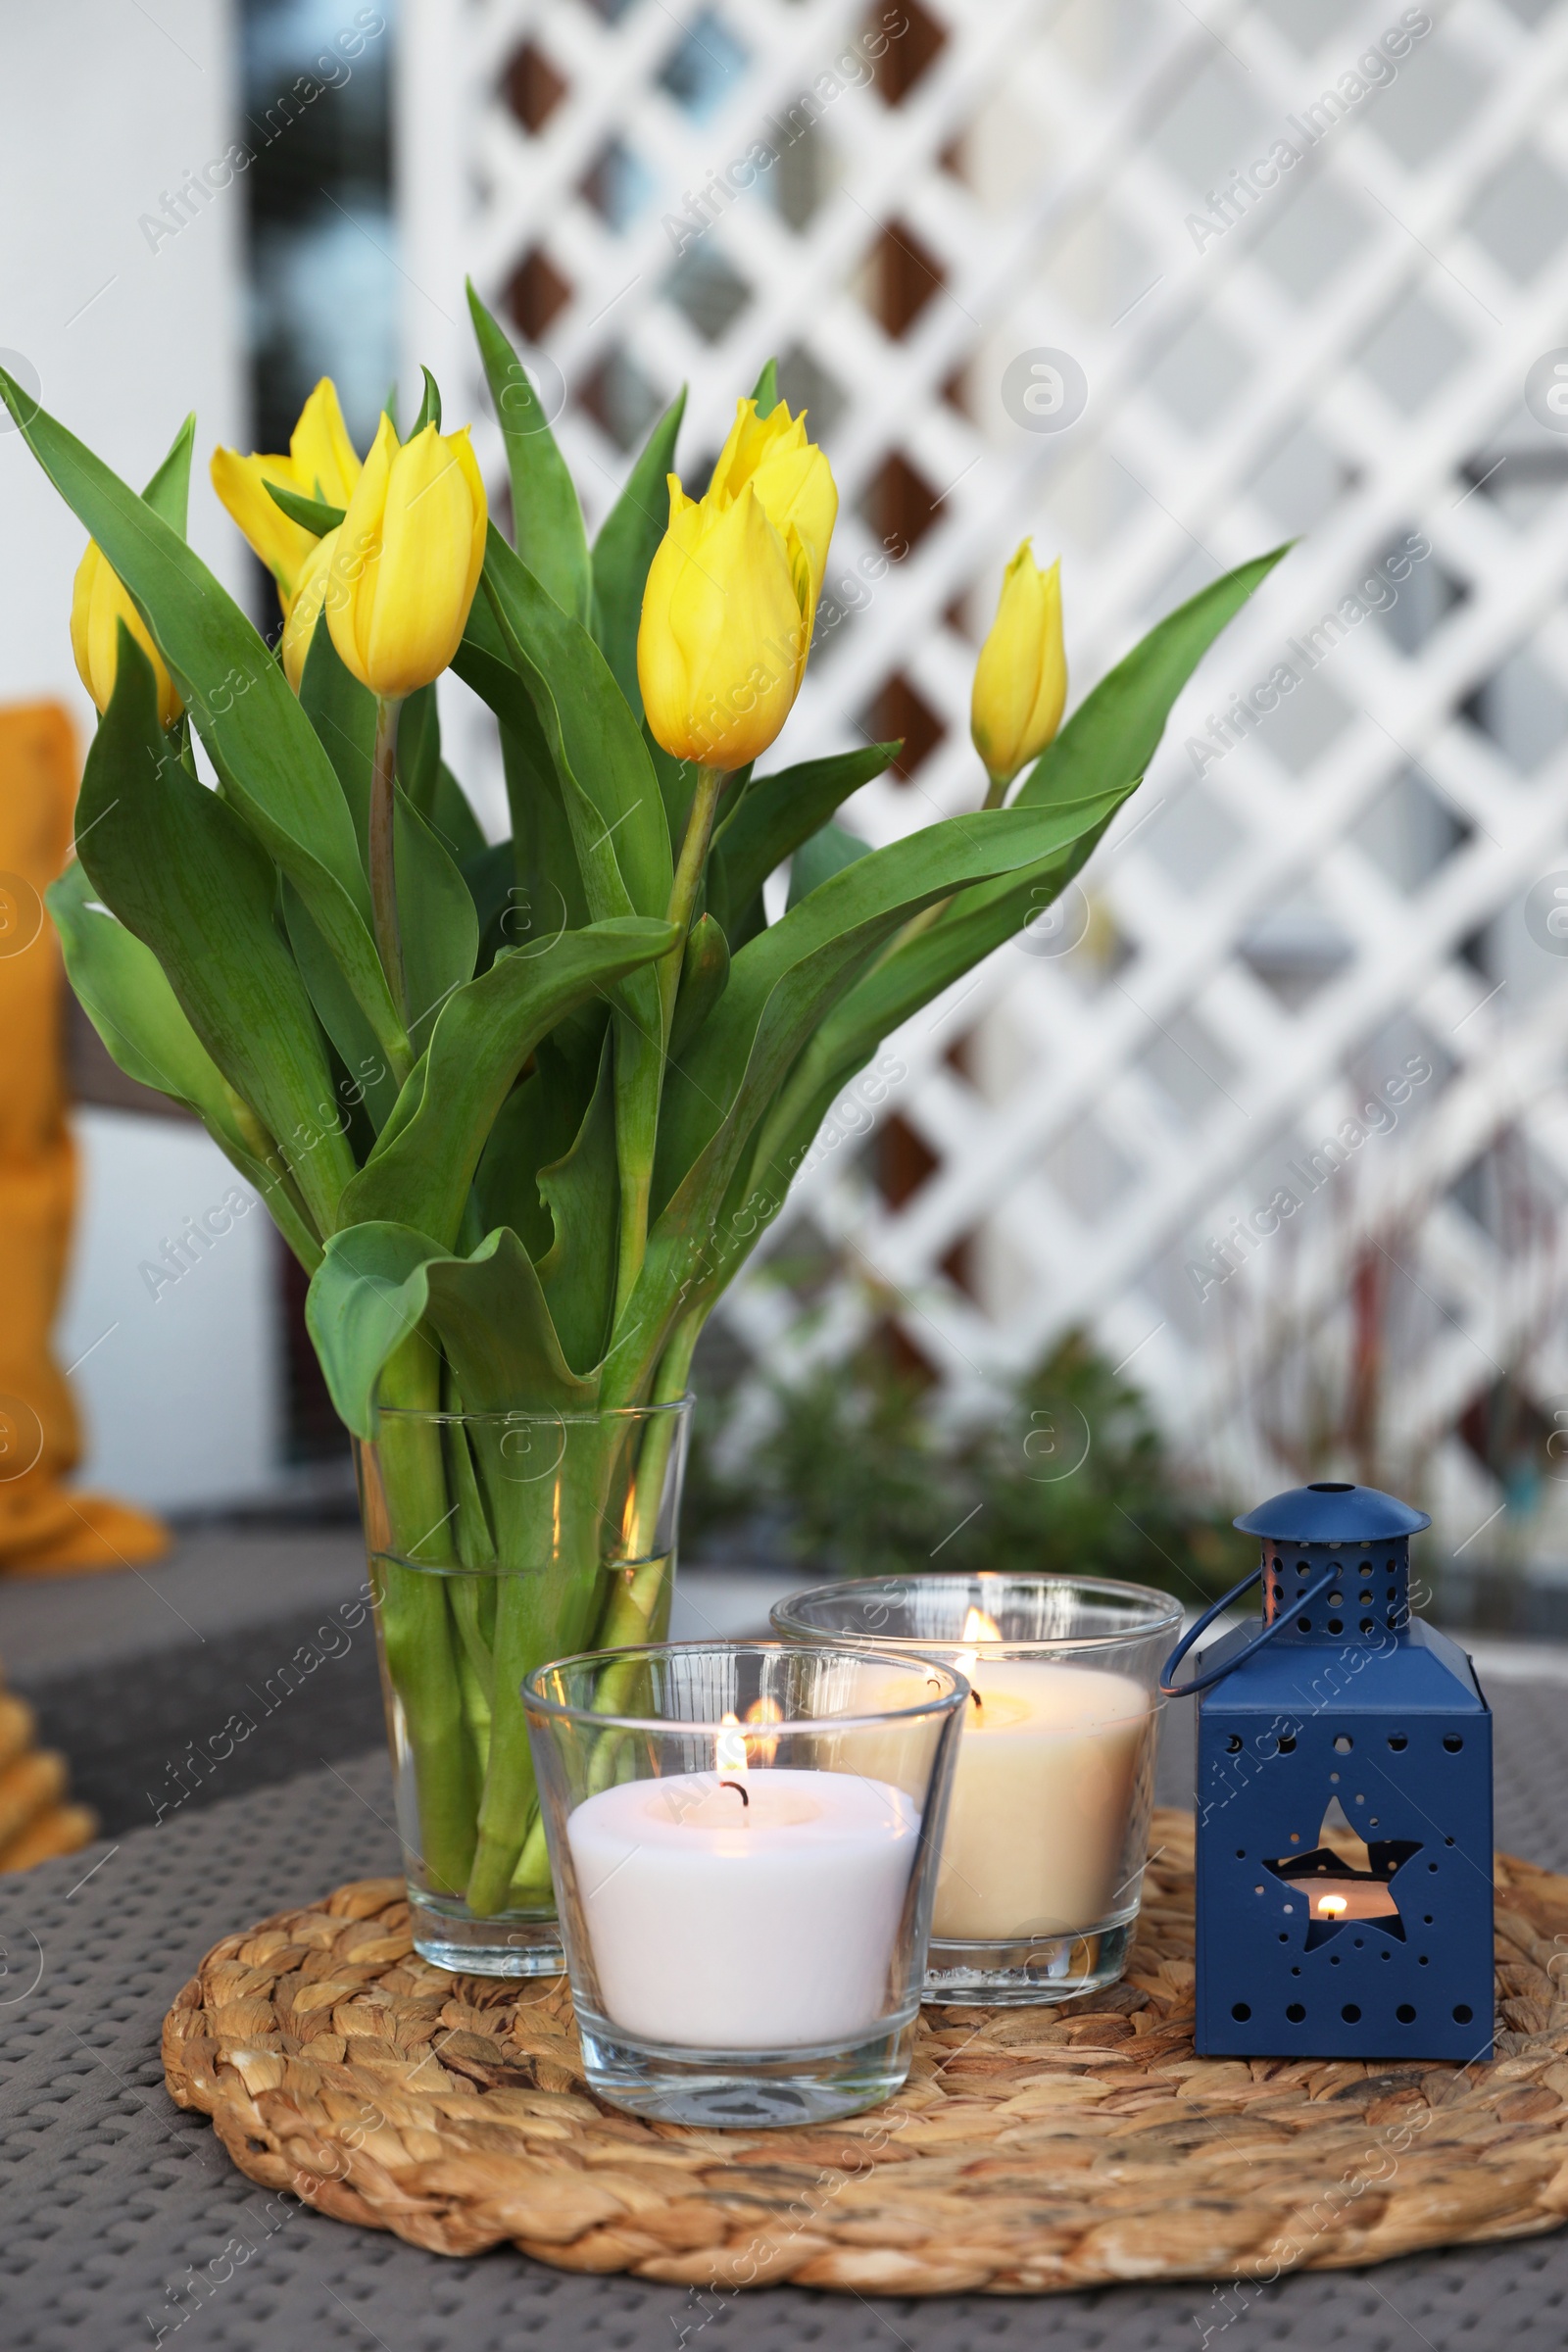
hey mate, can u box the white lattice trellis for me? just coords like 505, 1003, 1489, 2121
400, 0, 1568, 1554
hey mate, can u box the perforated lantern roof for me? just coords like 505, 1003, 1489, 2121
1233, 1481, 1431, 1543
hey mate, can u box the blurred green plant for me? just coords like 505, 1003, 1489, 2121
684, 1333, 1250, 1606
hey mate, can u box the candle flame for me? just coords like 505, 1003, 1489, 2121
955, 1605, 1002, 1706
716, 1710, 747, 1775
1316, 1893, 1348, 1918
744, 1693, 784, 1764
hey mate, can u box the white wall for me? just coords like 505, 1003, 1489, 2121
0, 0, 248, 712
0, 3, 282, 1514
57, 1113, 282, 1513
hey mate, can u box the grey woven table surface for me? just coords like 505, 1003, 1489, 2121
6, 1680, 1568, 2348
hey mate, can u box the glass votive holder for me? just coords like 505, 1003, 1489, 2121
771, 1574, 1182, 2006
523, 1640, 966, 2127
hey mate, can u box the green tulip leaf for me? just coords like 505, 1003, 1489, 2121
265, 482, 343, 535
304, 1221, 442, 1438
1015, 543, 1292, 818
396, 784, 480, 1057
537, 1029, 619, 1378
397, 681, 440, 809
479, 527, 672, 921
412, 365, 442, 437
472, 1040, 590, 1259
603, 785, 1130, 1396
299, 618, 374, 867
467, 280, 591, 626
655, 788, 1131, 1215
308, 1219, 595, 1439
390, 685, 486, 868
751, 358, 779, 417
76, 630, 359, 1236
423, 1226, 597, 1413
340, 914, 678, 1248
646, 732, 700, 861
427, 767, 488, 870
466, 839, 519, 972
668, 911, 729, 1065
0, 367, 408, 1073
720, 544, 1297, 1292
281, 881, 402, 1134
142, 414, 195, 535
48, 860, 322, 1268
710, 743, 895, 926
590, 386, 687, 714
819, 541, 1298, 1053
787, 817, 870, 909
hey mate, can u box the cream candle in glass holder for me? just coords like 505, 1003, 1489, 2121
772, 1574, 1183, 2006
934, 1606, 1150, 1941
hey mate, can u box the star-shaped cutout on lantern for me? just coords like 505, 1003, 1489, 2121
1264, 1797, 1422, 1948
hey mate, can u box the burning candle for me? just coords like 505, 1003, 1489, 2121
566, 1701, 921, 2048
1303, 1880, 1401, 1922
931, 1607, 1153, 1942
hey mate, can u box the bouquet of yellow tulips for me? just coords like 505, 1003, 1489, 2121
1, 291, 1281, 1948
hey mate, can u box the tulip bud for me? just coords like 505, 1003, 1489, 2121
210, 377, 362, 613
281, 527, 339, 695
325, 415, 487, 702
970, 544, 1066, 790
637, 479, 812, 771
708, 397, 837, 618
70, 541, 183, 729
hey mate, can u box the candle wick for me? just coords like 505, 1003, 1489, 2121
719, 1779, 750, 1811
970, 1690, 983, 1710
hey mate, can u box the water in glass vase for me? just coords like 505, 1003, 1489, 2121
355, 1396, 691, 1975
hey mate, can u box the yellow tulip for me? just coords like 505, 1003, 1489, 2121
210, 377, 362, 612
970, 544, 1066, 790
325, 415, 487, 701
281, 527, 339, 695
637, 477, 812, 771
70, 541, 183, 729
708, 397, 837, 615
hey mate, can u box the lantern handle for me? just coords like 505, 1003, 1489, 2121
1159, 1565, 1340, 1697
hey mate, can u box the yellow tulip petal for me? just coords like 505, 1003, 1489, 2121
289, 378, 362, 507
749, 442, 837, 607
327, 412, 397, 692
639, 484, 806, 769
326, 414, 486, 701
210, 445, 317, 608
970, 544, 1065, 786
71, 540, 182, 728
708, 396, 807, 506
282, 528, 340, 695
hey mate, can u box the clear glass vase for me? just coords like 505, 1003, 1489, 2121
354, 1396, 692, 1975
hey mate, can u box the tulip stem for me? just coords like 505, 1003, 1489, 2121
981, 767, 1011, 811
369, 695, 406, 1023
662, 762, 724, 1026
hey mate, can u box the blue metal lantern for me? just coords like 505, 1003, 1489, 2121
1162, 1481, 1493, 2062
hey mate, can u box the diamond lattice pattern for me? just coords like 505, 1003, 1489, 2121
405, 0, 1568, 1553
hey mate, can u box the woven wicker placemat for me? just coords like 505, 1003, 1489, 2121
161, 1805, 1568, 2295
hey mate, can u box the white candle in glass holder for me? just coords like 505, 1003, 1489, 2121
930, 1612, 1152, 1942
567, 1712, 919, 2049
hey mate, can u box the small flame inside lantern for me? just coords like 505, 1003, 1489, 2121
1317, 1893, 1348, 1918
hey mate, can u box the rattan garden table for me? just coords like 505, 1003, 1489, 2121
7, 1649, 1568, 2347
